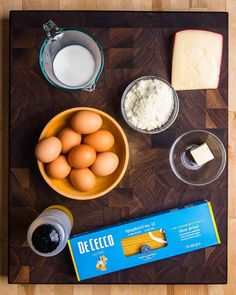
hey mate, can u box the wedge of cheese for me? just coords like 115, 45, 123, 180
171, 30, 223, 90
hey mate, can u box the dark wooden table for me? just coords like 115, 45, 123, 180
9, 11, 228, 284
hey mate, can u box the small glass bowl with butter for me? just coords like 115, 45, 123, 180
121, 76, 179, 134
169, 130, 226, 186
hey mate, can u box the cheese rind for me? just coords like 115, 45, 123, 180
190, 143, 214, 166
171, 30, 223, 91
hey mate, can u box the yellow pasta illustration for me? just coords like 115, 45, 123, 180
96, 255, 108, 271
121, 229, 167, 257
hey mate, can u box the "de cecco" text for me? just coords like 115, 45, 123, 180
77, 234, 114, 254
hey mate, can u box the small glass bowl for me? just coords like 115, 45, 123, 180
169, 130, 226, 186
121, 76, 179, 134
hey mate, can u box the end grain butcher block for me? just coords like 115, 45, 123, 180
9, 11, 228, 284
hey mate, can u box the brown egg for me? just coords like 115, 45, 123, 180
84, 130, 115, 152
58, 127, 81, 154
68, 144, 96, 169
46, 155, 71, 179
71, 110, 102, 134
35, 136, 62, 163
70, 168, 96, 191
91, 152, 119, 176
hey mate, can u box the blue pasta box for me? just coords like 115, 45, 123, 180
68, 200, 220, 282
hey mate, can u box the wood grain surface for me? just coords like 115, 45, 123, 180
1, 0, 236, 294
8, 10, 228, 285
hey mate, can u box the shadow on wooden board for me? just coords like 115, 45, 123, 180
0, 17, 9, 277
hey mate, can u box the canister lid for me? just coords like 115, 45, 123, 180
31, 224, 60, 254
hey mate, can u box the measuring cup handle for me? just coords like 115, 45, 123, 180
43, 20, 62, 39
84, 82, 96, 92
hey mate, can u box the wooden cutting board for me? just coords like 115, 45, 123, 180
9, 11, 228, 284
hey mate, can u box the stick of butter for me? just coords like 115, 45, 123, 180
171, 30, 223, 90
190, 143, 214, 166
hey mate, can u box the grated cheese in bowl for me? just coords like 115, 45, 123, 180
121, 77, 179, 134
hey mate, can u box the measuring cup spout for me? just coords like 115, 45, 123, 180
43, 20, 63, 39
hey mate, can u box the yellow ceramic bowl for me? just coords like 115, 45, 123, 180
37, 107, 129, 200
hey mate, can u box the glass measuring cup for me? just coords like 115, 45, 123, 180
39, 20, 104, 92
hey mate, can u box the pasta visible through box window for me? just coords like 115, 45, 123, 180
121, 229, 167, 257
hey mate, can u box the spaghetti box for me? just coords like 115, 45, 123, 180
68, 200, 220, 282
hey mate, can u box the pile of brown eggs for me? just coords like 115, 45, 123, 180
35, 110, 119, 192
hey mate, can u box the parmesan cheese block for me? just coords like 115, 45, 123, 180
171, 30, 223, 90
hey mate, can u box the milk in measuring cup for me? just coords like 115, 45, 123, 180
53, 45, 95, 87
